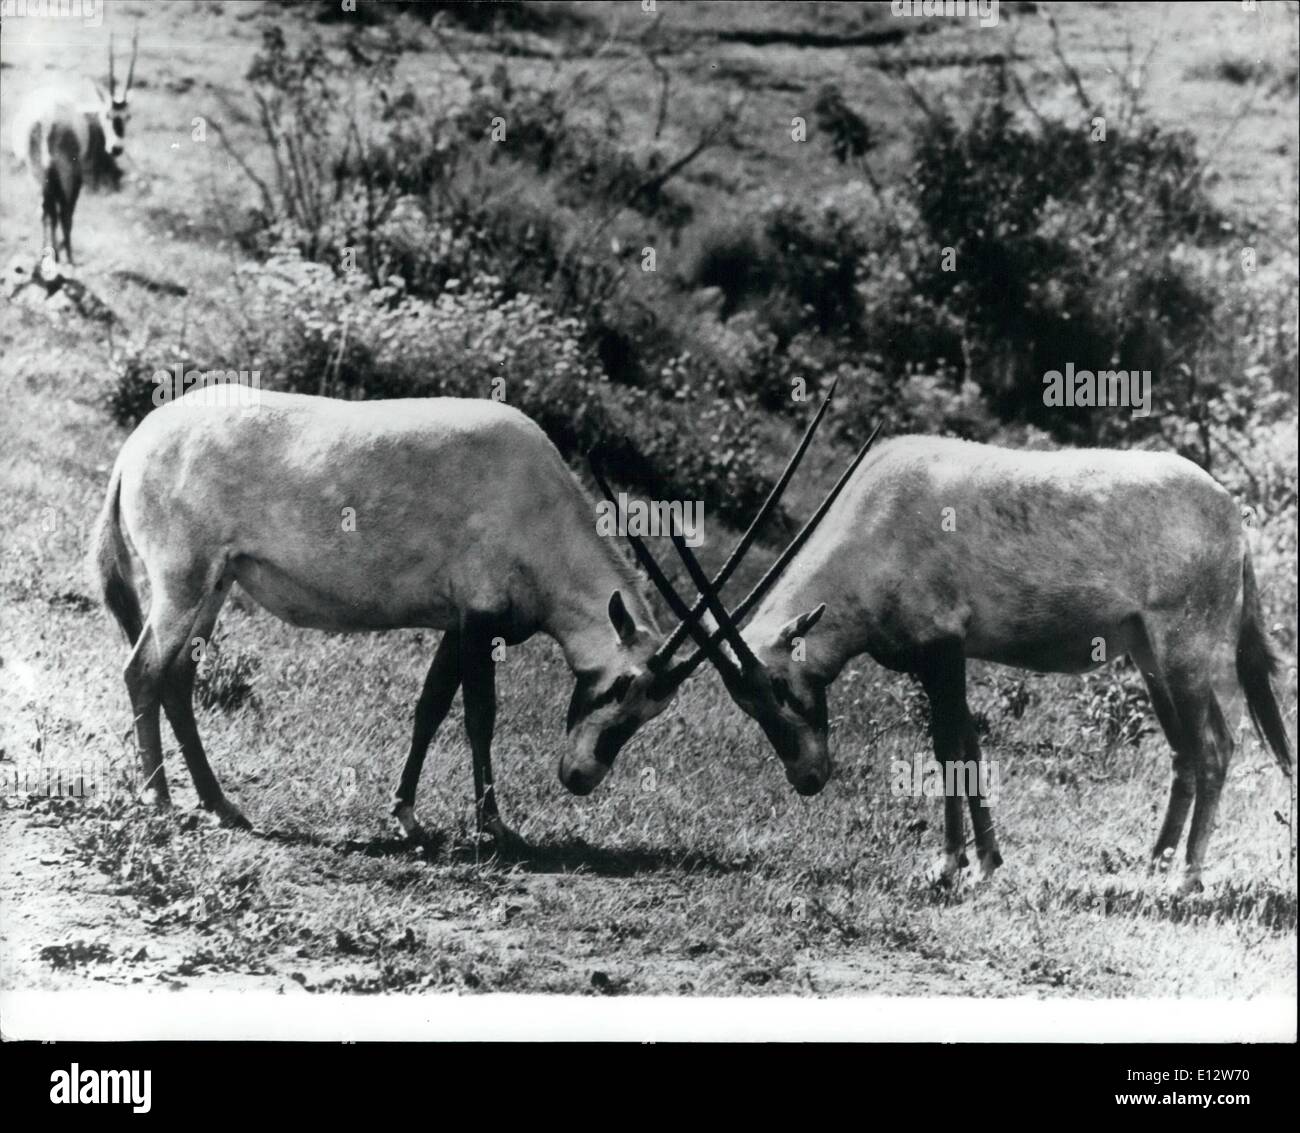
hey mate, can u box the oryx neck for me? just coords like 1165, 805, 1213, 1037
540, 535, 660, 679
748, 569, 853, 685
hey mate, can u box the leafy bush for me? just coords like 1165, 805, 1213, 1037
813, 83, 875, 165
104, 337, 214, 430
874, 65, 1234, 444
227, 28, 459, 281
691, 189, 869, 343
1077, 663, 1154, 751
230, 253, 776, 528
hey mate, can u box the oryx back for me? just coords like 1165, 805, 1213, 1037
758, 436, 1242, 676
113, 389, 600, 636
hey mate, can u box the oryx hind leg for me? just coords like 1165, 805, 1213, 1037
1180, 676, 1234, 893
40, 177, 60, 263
1128, 618, 1195, 873
1177, 629, 1241, 892
124, 564, 228, 816
125, 628, 170, 810
159, 581, 251, 830
392, 628, 461, 847
58, 180, 79, 265
1131, 616, 1237, 892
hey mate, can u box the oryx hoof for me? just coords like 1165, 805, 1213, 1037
925, 851, 969, 890
1171, 871, 1204, 897
974, 848, 1003, 884
393, 803, 433, 848
1150, 847, 1176, 875
480, 817, 529, 860
141, 787, 172, 811
212, 799, 253, 831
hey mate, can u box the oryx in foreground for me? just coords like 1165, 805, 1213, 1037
611, 436, 1293, 893
91, 385, 835, 847
10, 30, 137, 264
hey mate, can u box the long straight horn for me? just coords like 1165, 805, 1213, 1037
652, 375, 840, 665
108, 33, 116, 98
667, 530, 760, 673
588, 457, 743, 685
125, 27, 139, 97
669, 422, 883, 681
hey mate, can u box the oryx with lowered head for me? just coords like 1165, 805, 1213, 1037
91, 384, 838, 849
608, 435, 1293, 894
10, 30, 138, 264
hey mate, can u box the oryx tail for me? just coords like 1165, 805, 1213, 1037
1238, 551, 1293, 775
92, 462, 144, 646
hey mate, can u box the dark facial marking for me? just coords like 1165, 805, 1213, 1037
566, 671, 635, 733
770, 676, 827, 729
593, 717, 640, 767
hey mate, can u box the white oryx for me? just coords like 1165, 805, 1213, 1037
10, 30, 137, 264
91, 385, 841, 846
612, 436, 1293, 894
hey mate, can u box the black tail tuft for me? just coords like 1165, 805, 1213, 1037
1237, 553, 1292, 776
93, 469, 144, 646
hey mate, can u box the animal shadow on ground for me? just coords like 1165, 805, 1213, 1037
251, 826, 447, 861
445, 835, 757, 878
251, 825, 751, 877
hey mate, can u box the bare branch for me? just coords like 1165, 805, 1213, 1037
1044, 5, 1096, 115
208, 117, 275, 217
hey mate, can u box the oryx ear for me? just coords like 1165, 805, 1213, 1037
92, 80, 111, 106
777, 603, 826, 646
608, 590, 639, 647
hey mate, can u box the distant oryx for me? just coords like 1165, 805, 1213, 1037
91, 386, 840, 847
609, 436, 1293, 894
10, 30, 138, 264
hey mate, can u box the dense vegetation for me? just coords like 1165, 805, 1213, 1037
108, 4, 1297, 551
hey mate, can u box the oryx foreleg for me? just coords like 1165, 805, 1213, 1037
460, 614, 521, 853
392, 628, 461, 845
962, 716, 1002, 880
919, 641, 971, 886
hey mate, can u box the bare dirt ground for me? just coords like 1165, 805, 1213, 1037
0, 798, 1028, 997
